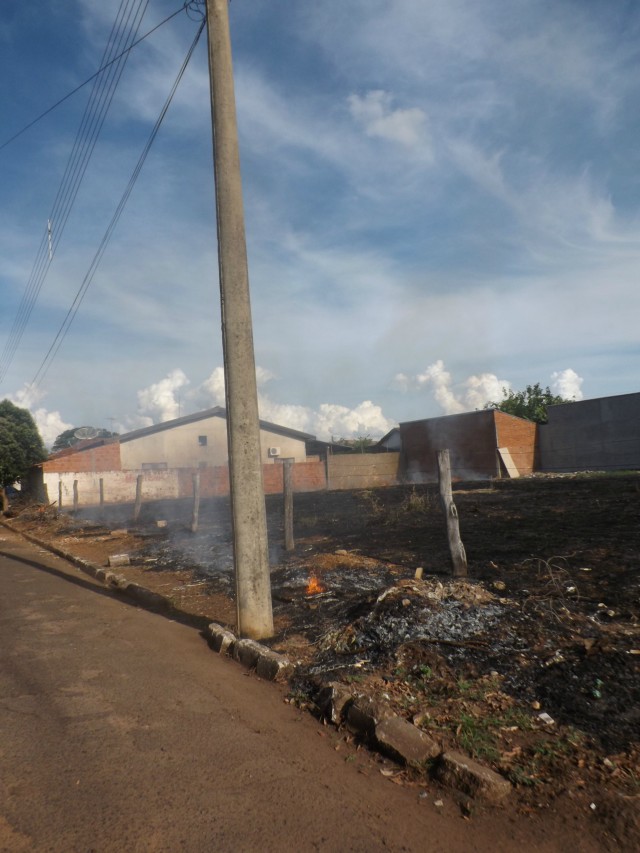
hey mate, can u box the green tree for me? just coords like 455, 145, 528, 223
0, 400, 47, 511
51, 427, 118, 454
485, 383, 571, 424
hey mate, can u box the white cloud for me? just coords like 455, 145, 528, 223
397, 361, 588, 417
8, 383, 73, 448
462, 373, 509, 410
136, 369, 190, 423
551, 368, 584, 401
348, 90, 429, 150
137, 367, 396, 441
415, 361, 464, 415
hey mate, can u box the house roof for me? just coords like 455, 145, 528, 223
375, 427, 400, 446
46, 436, 116, 461
118, 407, 316, 444
399, 408, 534, 428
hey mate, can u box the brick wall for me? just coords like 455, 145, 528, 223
494, 412, 538, 475
43, 442, 121, 474
400, 411, 499, 481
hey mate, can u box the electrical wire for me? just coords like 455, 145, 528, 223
0, 2, 189, 153
30, 19, 206, 390
0, 0, 150, 383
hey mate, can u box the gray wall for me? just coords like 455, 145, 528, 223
538, 392, 640, 472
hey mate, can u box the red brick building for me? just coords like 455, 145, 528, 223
400, 410, 537, 481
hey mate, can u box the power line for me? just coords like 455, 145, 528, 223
0, 2, 189, 153
0, 0, 150, 383
30, 20, 206, 390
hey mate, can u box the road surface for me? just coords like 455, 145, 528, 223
0, 526, 592, 852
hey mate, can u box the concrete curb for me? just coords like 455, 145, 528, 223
0, 520, 211, 632
2, 518, 512, 802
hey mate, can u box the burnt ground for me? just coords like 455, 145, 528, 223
6, 474, 640, 847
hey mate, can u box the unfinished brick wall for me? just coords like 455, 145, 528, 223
176, 460, 326, 499
42, 442, 121, 474
494, 412, 538, 475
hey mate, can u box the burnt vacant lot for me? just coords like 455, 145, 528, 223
9, 474, 640, 839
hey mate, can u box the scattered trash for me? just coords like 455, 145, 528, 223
538, 712, 555, 726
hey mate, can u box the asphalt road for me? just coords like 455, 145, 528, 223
0, 526, 590, 852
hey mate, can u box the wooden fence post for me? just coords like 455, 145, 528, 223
191, 472, 201, 533
437, 449, 468, 578
133, 474, 143, 522
283, 459, 295, 552
99, 478, 104, 507
73, 480, 79, 514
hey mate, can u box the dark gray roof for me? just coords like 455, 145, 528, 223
119, 407, 315, 444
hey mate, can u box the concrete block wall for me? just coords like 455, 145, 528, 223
539, 392, 640, 472
327, 453, 401, 490
45, 469, 181, 507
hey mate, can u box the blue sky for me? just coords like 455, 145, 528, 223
1, 0, 638, 446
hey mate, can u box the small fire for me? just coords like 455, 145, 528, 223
306, 573, 325, 595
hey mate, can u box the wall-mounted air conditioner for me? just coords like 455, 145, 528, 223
268, 447, 281, 457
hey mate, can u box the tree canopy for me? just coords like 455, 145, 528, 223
0, 399, 46, 490
485, 383, 571, 424
51, 427, 118, 454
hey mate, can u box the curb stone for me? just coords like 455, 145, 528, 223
2, 518, 512, 802
436, 751, 512, 803
375, 717, 441, 768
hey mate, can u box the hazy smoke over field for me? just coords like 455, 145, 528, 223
12, 360, 586, 449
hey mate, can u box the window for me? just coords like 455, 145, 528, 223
198, 435, 207, 446
141, 462, 167, 470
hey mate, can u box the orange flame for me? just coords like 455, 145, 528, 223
306, 573, 325, 595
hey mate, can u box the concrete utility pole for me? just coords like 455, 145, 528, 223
205, 0, 274, 639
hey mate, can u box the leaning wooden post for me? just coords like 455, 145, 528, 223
133, 474, 143, 522
283, 459, 295, 552
99, 478, 105, 507
437, 449, 468, 578
191, 472, 201, 533
73, 480, 79, 514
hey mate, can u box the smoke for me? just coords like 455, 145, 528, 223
551, 368, 584, 401
8, 383, 73, 448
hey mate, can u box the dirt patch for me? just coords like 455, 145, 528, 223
7, 474, 640, 849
